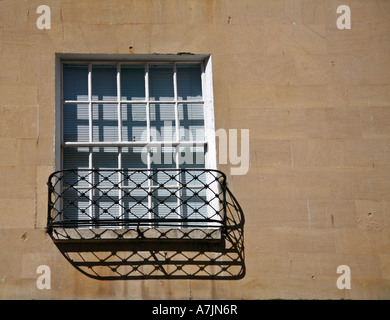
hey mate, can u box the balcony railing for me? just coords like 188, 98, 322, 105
47, 169, 230, 240
47, 168, 245, 279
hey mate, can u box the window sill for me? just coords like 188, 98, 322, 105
50, 226, 222, 242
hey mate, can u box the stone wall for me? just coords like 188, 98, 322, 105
0, 0, 389, 299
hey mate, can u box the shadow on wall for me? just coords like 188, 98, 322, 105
47, 188, 245, 280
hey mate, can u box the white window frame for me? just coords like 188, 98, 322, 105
54, 54, 219, 228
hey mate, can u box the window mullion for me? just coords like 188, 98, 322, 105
117, 63, 122, 143
145, 63, 152, 223
201, 59, 218, 227
88, 63, 93, 148
173, 63, 179, 144
117, 63, 123, 224
88, 63, 94, 225
173, 63, 182, 227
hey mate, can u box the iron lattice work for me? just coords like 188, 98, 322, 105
47, 169, 245, 279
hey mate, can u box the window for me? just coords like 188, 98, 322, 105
55, 55, 220, 230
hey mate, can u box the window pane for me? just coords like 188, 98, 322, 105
177, 65, 202, 101
181, 188, 208, 227
149, 65, 174, 101
92, 104, 118, 142
63, 104, 89, 142
92, 147, 118, 169
62, 188, 90, 225
178, 145, 205, 168
92, 147, 118, 188
63, 65, 88, 101
62, 147, 91, 226
92, 65, 117, 101
63, 147, 89, 170
150, 104, 176, 141
122, 147, 147, 168
178, 146, 206, 186
121, 65, 145, 101
123, 188, 149, 220
122, 147, 148, 186
150, 146, 177, 186
62, 147, 90, 188
150, 146, 176, 168
179, 103, 204, 141
151, 188, 178, 224
93, 189, 119, 222
121, 147, 149, 221
121, 104, 147, 142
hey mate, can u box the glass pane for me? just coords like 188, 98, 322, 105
150, 146, 176, 168
122, 188, 149, 220
62, 147, 90, 188
179, 103, 204, 141
178, 145, 205, 167
121, 147, 149, 222
63, 104, 89, 142
92, 147, 118, 189
62, 188, 90, 224
92, 147, 118, 169
92, 104, 118, 142
121, 104, 147, 142
177, 65, 202, 101
150, 104, 175, 141
151, 188, 179, 224
181, 188, 208, 226
63, 65, 88, 101
121, 65, 145, 101
122, 147, 148, 186
63, 147, 89, 170
178, 146, 206, 186
93, 189, 119, 221
92, 65, 117, 101
149, 65, 174, 101
150, 146, 177, 187
122, 147, 147, 170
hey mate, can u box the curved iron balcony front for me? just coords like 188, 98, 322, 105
47, 168, 245, 279
47, 169, 241, 241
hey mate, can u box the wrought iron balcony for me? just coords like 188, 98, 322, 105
47, 169, 231, 240
47, 168, 245, 279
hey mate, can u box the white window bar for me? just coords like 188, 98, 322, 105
88, 63, 93, 225
117, 63, 123, 226
173, 62, 182, 228
145, 63, 152, 224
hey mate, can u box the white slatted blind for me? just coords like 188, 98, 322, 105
150, 104, 176, 141
63, 65, 89, 101
92, 104, 118, 142
149, 65, 174, 101
63, 104, 89, 142
92, 65, 117, 101
177, 65, 202, 101
179, 103, 204, 142
121, 104, 147, 142
121, 66, 145, 101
